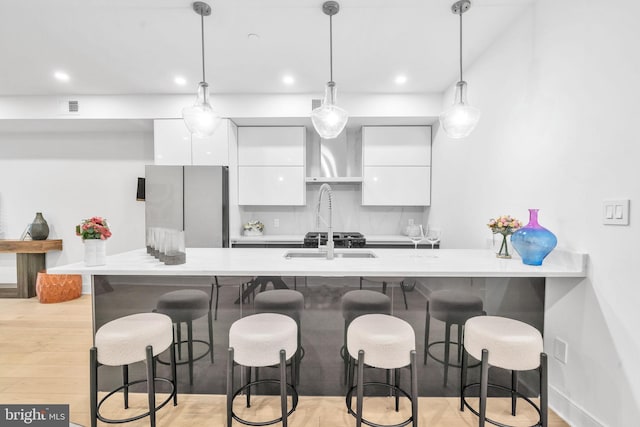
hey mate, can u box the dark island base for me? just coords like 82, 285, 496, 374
92, 275, 544, 398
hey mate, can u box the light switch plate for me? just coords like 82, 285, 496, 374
554, 337, 568, 364
603, 199, 630, 225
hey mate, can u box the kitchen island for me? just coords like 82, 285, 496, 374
50, 247, 586, 397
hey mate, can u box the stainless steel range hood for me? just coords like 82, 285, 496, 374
306, 99, 363, 183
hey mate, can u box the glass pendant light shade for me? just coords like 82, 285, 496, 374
439, 80, 480, 139
182, 82, 221, 137
311, 81, 348, 139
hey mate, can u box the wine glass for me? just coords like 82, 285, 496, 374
424, 226, 442, 257
407, 224, 425, 256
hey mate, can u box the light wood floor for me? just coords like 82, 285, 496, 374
0, 296, 568, 427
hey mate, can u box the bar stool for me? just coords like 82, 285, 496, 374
90, 313, 177, 427
155, 288, 213, 385
341, 290, 392, 381
461, 316, 548, 427
360, 277, 409, 310
214, 276, 255, 320
346, 314, 418, 427
424, 289, 485, 387
254, 289, 304, 384
227, 313, 299, 427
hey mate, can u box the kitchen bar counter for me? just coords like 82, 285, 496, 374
50, 247, 586, 278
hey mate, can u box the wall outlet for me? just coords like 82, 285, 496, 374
554, 337, 568, 364
603, 199, 630, 225
273, 218, 280, 228
408, 218, 414, 226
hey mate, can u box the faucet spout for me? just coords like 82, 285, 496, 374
316, 183, 334, 260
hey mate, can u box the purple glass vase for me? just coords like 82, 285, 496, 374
510, 209, 557, 266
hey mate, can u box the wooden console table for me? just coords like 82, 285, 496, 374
0, 240, 63, 298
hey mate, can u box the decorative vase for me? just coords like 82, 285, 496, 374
510, 209, 557, 266
30, 212, 49, 240
84, 239, 107, 266
496, 233, 512, 258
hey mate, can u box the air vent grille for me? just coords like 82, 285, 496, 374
311, 99, 321, 110
68, 100, 79, 113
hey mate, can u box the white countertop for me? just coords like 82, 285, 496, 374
50, 248, 587, 278
230, 234, 416, 245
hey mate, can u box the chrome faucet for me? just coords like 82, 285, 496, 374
315, 183, 334, 260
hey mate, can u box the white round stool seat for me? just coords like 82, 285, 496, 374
95, 313, 173, 366
464, 316, 543, 371
229, 313, 297, 367
347, 314, 415, 369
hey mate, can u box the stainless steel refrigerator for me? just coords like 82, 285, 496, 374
145, 165, 229, 248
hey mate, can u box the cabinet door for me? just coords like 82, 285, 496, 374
192, 119, 230, 166
153, 120, 191, 165
154, 119, 230, 165
362, 126, 431, 166
238, 166, 305, 205
362, 166, 431, 206
237, 127, 305, 166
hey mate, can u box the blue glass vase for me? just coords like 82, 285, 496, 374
510, 209, 557, 266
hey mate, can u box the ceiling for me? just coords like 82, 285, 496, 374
0, 0, 532, 96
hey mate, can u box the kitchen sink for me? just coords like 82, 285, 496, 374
283, 250, 377, 259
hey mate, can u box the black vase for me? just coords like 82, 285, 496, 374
30, 212, 49, 240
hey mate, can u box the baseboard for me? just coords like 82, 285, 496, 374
550, 385, 605, 427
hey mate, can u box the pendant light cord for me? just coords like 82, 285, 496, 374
459, 8, 463, 82
329, 14, 334, 82
201, 12, 206, 83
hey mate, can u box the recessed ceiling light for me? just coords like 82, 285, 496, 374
54, 71, 70, 82
174, 76, 187, 86
395, 75, 408, 85
282, 75, 295, 85
247, 33, 260, 40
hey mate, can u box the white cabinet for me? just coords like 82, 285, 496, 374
154, 119, 229, 166
237, 126, 305, 206
362, 126, 431, 206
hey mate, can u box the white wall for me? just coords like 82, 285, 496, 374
0, 130, 153, 279
430, 1, 640, 425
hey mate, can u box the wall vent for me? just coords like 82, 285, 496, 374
311, 98, 321, 110
67, 100, 79, 113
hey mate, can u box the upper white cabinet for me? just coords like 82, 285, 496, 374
362, 126, 431, 206
237, 127, 304, 166
237, 126, 306, 206
154, 119, 229, 166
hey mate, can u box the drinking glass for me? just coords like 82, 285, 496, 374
425, 226, 442, 257
407, 224, 425, 256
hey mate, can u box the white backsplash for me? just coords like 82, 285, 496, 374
239, 184, 428, 236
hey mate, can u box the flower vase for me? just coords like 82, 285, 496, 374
30, 212, 49, 240
84, 239, 107, 266
510, 209, 557, 266
496, 233, 511, 259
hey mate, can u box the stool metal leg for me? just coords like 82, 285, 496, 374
356, 350, 365, 427
187, 320, 194, 385
424, 300, 430, 365
176, 322, 182, 360
146, 345, 157, 427
460, 349, 468, 411
226, 348, 234, 427
394, 368, 400, 412
208, 308, 215, 363
479, 349, 489, 427
246, 366, 252, 408
411, 350, 419, 427
122, 364, 129, 409
347, 355, 354, 410
444, 321, 452, 387
170, 334, 178, 406
214, 278, 220, 320
457, 325, 464, 363
400, 281, 408, 310
511, 370, 518, 416
540, 353, 548, 427
90, 347, 98, 427
280, 349, 288, 427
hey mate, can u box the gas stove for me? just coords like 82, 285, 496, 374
303, 232, 366, 248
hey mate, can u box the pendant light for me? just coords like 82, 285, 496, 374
311, 1, 348, 139
182, 1, 221, 137
439, 0, 480, 139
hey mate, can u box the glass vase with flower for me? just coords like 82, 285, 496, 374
487, 215, 521, 259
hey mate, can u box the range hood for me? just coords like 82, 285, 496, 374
306, 99, 362, 183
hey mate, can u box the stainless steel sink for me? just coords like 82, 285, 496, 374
283, 250, 377, 259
